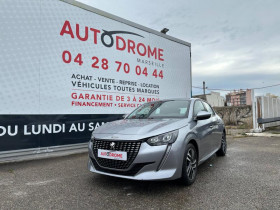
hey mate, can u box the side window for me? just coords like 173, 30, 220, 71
203, 102, 215, 115
193, 101, 206, 116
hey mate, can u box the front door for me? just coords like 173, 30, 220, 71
202, 101, 222, 152
193, 100, 215, 160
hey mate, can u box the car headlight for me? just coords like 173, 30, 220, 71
147, 130, 179, 146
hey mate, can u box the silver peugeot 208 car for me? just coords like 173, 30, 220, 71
88, 98, 227, 185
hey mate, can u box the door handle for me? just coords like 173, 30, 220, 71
209, 125, 214, 129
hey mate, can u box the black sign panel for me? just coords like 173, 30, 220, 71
0, 114, 123, 152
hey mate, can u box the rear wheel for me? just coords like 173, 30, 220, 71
181, 143, 198, 186
216, 131, 227, 156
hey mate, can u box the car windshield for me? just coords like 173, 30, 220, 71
126, 100, 191, 119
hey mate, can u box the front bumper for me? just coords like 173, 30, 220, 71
88, 136, 185, 181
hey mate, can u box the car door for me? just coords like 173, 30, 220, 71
202, 101, 222, 151
193, 100, 215, 160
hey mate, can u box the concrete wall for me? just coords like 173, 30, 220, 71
213, 105, 253, 128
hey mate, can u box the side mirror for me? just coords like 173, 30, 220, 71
195, 111, 211, 121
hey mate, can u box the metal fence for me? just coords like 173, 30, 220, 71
256, 95, 280, 129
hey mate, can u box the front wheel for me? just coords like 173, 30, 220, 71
216, 131, 227, 156
180, 143, 198, 186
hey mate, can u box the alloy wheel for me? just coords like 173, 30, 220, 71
186, 148, 197, 180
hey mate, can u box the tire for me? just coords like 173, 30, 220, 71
216, 131, 227, 156
180, 143, 198, 186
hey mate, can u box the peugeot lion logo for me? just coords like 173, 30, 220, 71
110, 142, 116, 150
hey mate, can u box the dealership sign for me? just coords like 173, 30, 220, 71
0, 0, 191, 154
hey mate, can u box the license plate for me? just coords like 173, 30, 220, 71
97, 149, 127, 161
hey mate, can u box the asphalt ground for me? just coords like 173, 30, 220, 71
0, 136, 279, 210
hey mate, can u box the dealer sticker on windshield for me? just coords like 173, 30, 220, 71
98, 149, 127, 161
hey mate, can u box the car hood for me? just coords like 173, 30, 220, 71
93, 118, 188, 139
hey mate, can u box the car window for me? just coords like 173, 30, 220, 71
150, 102, 189, 118
135, 106, 152, 115
203, 102, 215, 115
127, 100, 191, 119
193, 100, 206, 116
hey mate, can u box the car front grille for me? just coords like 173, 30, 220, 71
92, 139, 141, 170
90, 157, 153, 176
